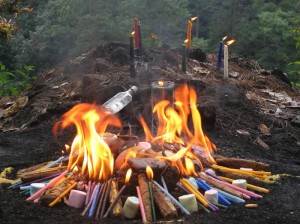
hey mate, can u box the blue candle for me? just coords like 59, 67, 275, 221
217, 41, 223, 71
88, 183, 101, 217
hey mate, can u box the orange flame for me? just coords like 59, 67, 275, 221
222, 36, 228, 41
158, 81, 164, 87
190, 16, 198, 22
138, 84, 216, 175
131, 31, 135, 36
226, 39, 235, 46
125, 168, 132, 184
146, 166, 154, 179
184, 39, 189, 44
53, 103, 121, 181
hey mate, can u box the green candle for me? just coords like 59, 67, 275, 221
182, 43, 187, 73
148, 181, 156, 221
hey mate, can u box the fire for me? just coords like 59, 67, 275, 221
190, 16, 198, 22
184, 39, 189, 44
53, 103, 122, 181
125, 168, 132, 184
131, 31, 135, 36
226, 39, 235, 46
146, 166, 154, 179
138, 84, 216, 175
222, 36, 228, 41
158, 81, 164, 87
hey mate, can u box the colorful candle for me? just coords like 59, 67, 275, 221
146, 166, 156, 221
186, 17, 197, 49
88, 183, 101, 217
136, 186, 147, 222
217, 36, 227, 71
223, 39, 235, 79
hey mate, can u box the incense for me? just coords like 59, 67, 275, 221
103, 184, 127, 218
100, 179, 112, 218
95, 181, 107, 219
152, 180, 190, 215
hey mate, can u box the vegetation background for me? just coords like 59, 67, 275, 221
0, 0, 300, 95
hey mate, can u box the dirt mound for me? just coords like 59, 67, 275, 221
0, 42, 300, 224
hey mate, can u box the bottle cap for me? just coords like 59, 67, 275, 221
129, 86, 138, 95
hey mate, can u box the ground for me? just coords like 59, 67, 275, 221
0, 42, 299, 224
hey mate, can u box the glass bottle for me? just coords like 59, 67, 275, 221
102, 86, 138, 114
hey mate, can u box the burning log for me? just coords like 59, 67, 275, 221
199, 172, 245, 199
215, 157, 269, 171
137, 173, 153, 222
128, 158, 167, 171
108, 179, 122, 217
20, 167, 66, 183
152, 182, 177, 219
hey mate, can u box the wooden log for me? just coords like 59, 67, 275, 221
217, 171, 263, 185
128, 158, 167, 171
199, 172, 244, 198
216, 157, 269, 171
17, 162, 49, 178
20, 168, 66, 183
108, 179, 122, 217
40, 179, 76, 205
152, 182, 177, 219
138, 173, 152, 222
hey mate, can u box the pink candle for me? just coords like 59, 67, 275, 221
26, 170, 68, 201
136, 186, 147, 222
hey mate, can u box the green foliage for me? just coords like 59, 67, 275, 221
288, 30, 300, 86
0, 62, 35, 96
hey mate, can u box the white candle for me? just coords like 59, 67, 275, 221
68, 189, 87, 209
188, 177, 199, 190
30, 183, 46, 196
123, 196, 140, 219
224, 44, 228, 79
179, 194, 198, 213
205, 168, 216, 176
204, 189, 218, 204
232, 179, 247, 189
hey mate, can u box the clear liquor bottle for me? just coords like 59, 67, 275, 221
102, 86, 138, 114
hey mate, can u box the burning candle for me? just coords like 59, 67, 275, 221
146, 166, 156, 221
223, 39, 235, 79
179, 194, 198, 213
123, 196, 140, 219
130, 32, 135, 77
186, 17, 197, 49
68, 189, 87, 209
136, 186, 147, 222
134, 16, 139, 49
103, 168, 132, 218
151, 81, 175, 135
138, 20, 142, 56
217, 36, 227, 71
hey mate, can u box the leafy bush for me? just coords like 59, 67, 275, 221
288, 30, 300, 87
0, 62, 35, 96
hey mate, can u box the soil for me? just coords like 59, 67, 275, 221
0, 42, 300, 224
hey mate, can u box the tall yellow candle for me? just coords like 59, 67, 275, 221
186, 17, 197, 49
